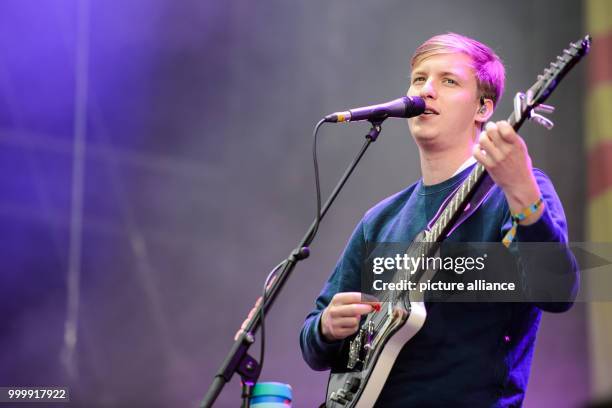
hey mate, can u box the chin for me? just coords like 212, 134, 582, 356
410, 128, 438, 142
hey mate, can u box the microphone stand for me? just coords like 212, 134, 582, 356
200, 120, 384, 408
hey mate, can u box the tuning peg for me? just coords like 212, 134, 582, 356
529, 111, 554, 130
513, 92, 526, 122
533, 103, 555, 114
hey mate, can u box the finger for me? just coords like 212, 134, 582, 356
484, 121, 499, 141
331, 292, 367, 305
473, 143, 495, 169
335, 327, 360, 339
331, 303, 374, 318
265, 276, 277, 291
322, 311, 359, 341
245, 299, 261, 321
235, 324, 249, 340
361, 294, 380, 303
361, 301, 382, 312
496, 121, 517, 144
335, 317, 360, 329
240, 318, 249, 332
478, 131, 504, 163
331, 292, 380, 312
484, 121, 507, 149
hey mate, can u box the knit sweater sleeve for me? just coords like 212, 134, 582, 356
503, 169, 579, 312
299, 220, 366, 370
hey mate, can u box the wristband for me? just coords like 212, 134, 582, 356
502, 197, 545, 247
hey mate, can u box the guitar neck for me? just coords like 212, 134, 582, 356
425, 162, 487, 242
426, 113, 523, 243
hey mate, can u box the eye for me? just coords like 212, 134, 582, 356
412, 76, 425, 84
443, 78, 458, 85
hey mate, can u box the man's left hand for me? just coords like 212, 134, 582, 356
473, 121, 543, 225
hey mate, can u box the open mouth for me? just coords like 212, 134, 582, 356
422, 108, 439, 115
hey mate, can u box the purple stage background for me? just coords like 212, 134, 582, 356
0, 1, 589, 407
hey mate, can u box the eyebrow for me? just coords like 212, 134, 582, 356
411, 70, 467, 80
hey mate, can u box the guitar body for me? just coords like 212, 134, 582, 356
325, 299, 425, 408
325, 254, 437, 408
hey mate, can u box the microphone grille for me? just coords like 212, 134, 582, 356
405, 96, 426, 116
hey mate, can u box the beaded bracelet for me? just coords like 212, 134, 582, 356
502, 197, 545, 248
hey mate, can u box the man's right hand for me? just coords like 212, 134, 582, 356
320, 292, 377, 342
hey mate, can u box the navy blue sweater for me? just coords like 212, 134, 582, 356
300, 165, 578, 407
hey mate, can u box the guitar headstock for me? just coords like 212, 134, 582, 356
529, 35, 591, 106
511, 35, 591, 129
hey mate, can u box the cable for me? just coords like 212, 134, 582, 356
256, 118, 325, 381
257, 260, 286, 377
310, 118, 326, 245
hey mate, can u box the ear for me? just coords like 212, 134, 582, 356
475, 97, 494, 127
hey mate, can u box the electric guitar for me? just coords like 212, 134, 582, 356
324, 35, 591, 408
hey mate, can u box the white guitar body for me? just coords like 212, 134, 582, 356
325, 266, 436, 408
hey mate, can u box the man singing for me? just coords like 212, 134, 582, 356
300, 33, 578, 407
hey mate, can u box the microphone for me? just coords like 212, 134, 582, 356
323, 96, 425, 123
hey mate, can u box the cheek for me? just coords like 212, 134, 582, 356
451, 99, 478, 122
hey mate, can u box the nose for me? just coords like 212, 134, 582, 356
419, 79, 436, 99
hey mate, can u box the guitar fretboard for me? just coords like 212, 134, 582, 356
425, 162, 487, 243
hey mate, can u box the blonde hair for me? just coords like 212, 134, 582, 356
411, 33, 505, 107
